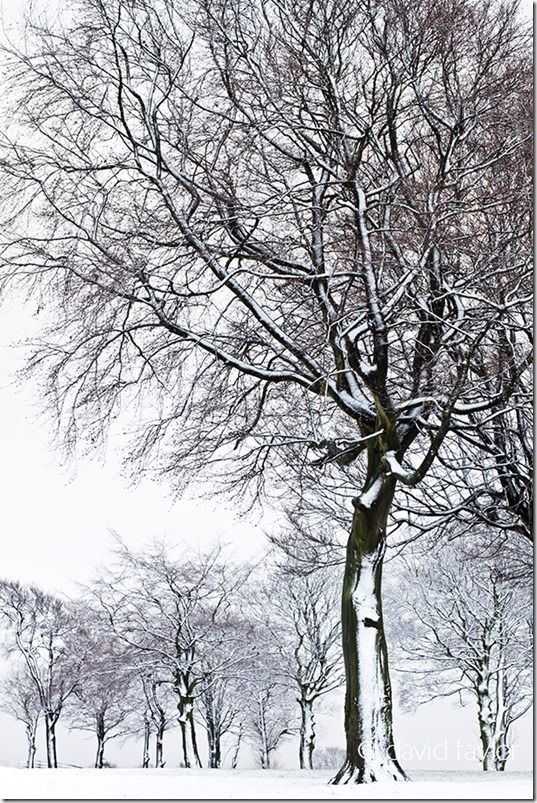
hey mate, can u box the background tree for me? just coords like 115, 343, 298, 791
0, 0, 531, 783
66, 607, 135, 769
0, 663, 42, 768
138, 670, 177, 768
246, 678, 297, 770
0, 581, 81, 768
256, 564, 343, 769
93, 540, 248, 769
198, 675, 242, 769
388, 540, 533, 771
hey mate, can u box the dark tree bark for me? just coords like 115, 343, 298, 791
206, 724, 222, 769
142, 713, 151, 769
333, 472, 406, 783
44, 713, 59, 769
178, 697, 202, 768
95, 714, 106, 769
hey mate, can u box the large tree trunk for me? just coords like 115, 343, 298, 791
298, 696, 315, 770
477, 682, 497, 771
44, 714, 58, 768
475, 659, 501, 772
26, 717, 38, 769
178, 698, 202, 768
333, 475, 407, 784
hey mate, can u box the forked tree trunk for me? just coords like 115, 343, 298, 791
298, 696, 315, 770
333, 474, 407, 784
178, 699, 202, 768
206, 715, 222, 768
26, 717, 39, 768
207, 729, 221, 769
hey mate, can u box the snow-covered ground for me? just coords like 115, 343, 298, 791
0, 768, 532, 800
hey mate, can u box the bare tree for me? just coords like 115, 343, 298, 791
256, 565, 343, 768
198, 675, 242, 768
388, 540, 532, 771
138, 671, 177, 768
0, 663, 42, 768
66, 608, 135, 768
0, 0, 531, 783
246, 679, 297, 770
0, 581, 81, 768
93, 540, 248, 768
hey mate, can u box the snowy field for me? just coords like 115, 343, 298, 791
0, 768, 532, 800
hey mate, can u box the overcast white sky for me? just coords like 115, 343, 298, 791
0, 0, 532, 776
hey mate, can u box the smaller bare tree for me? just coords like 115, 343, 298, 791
140, 672, 177, 768
0, 663, 42, 767
0, 581, 81, 768
246, 679, 297, 770
93, 539, 250, 769
66, 608, 135, 769
388, 541, 532, 771
256, 564, 343, 768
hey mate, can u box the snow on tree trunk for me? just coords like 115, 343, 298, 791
258, 694, 270, 769
142, 714, 151, 768
495, 730, 509, 772
299, 697, 315, 770
95, 737, 105, 769
26, 718, 38, 769
44, 714, 58, 769
478, 683, 497, 771
333, 473, 407, 784
476, 660, 500, 772
231, 723, 243, 769
155, 715, 165, 768
178, 698, 202, 768
493, 660, 509, 771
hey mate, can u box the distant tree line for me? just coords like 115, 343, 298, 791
0, 534, 531, 773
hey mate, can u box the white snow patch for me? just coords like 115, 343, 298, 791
356, 478, 383, 509
0, 767, 532, 799
383, 451, 410, 480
